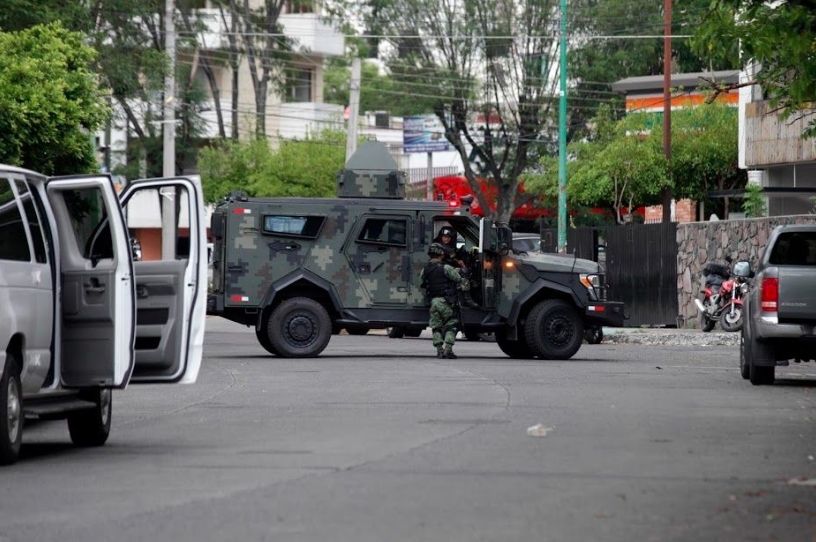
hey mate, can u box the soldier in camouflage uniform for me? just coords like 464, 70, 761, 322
434, 227, 478, 308
420, 242, 469, 358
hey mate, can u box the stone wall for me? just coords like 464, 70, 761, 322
676, 215, 816, 328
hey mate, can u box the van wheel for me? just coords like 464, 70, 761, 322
268, 297, 331, 358
525, 299, 584, 360
495, 330, 536, 359
0, 357, 23, 465
68, 388, 112, 447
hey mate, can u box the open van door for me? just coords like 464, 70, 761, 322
119, 177, 206, 384
46, 175, 135, 388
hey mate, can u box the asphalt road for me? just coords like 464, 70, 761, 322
2, 319, 815, 542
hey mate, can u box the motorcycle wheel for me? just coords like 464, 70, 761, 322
720, 306, 744, 332
700, 313, 715, 332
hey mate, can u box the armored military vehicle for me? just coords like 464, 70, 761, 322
207, 141, 624, 360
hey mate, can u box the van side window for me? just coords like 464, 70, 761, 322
0, 178, 31, 262
15, 180, 48, 264
62, 188, 113, 261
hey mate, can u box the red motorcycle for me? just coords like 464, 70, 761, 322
695, 261, 746, 332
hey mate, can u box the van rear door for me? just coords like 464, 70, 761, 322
119, 177, 207, 384
46, 175, 135, 388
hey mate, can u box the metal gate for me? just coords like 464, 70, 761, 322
541, 223, 678, 327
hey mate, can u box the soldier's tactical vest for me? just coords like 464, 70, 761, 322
423, 262, 457, 303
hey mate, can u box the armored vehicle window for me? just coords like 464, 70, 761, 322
0, 177, 31, 262
263, 215, 325, 238
358, 218, 407, 246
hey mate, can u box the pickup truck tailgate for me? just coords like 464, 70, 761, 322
778, 267, 816, 321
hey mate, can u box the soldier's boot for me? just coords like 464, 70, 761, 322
436, 347, 445, 358
443, 345, 457, 359
461, 291, 479, 309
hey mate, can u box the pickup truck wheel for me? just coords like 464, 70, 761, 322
0, 357, 23, 465
68, 388, 112, 447
495, 330, 536, 359
268, 297, 331, 358
750, 364, 775, 386
525, 300, 585, 360
739, 333, 750, 380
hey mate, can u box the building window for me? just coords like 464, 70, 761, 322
285, 0, 314, 14
286, 68, 313, 103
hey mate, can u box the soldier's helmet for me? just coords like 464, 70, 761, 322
428, 242, 447, 257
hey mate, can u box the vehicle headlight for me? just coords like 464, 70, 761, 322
579, 274, 601, 300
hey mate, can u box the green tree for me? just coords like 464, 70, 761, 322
198, 129, 346, 203
568, 0, 739, 140
526, 102, 742, 221
742, 183, 766, 218
694, 0, 816, 136
0, 23, 108, 174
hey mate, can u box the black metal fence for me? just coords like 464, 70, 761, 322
541, 223, 678, 327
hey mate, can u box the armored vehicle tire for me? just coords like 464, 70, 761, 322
525, 299, 584, 360
464, 329, 482, 341
405, 328, 423, 338
256, 326, 282, 356
268, 297, 331, 358
346, 326, 369, 336
0, 356, 23, 465
68, 388, 112, 447
387, 327, 406, 339
495, 330, 536, 359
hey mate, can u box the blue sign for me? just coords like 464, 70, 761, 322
403, 115, 452, 154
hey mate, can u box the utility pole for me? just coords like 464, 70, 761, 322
557, 0, 568, 253
345, 58, 361, 163
662, 0, 673, 223
162, 0, 177, 260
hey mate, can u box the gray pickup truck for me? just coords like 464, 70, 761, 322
740, 225, 816, 385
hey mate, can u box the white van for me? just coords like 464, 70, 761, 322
0, 166, 207, 465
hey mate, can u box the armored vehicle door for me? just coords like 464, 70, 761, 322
342, 214, 412, 307
119, 177, 207, 384
46, 175, 135, 388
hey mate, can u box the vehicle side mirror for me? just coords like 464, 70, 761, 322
732, 260, 751, 278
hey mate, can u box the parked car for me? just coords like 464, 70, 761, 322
740, 225, 816, 385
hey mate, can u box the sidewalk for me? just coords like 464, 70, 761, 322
602, 327, 740, 346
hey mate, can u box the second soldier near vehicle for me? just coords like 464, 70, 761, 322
420, 242, 470, 358
434, 226, 478, 308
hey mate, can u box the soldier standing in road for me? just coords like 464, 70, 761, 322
420, 242, 469, 359
434, 227, 479, 308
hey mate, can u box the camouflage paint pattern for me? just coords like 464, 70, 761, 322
336, 170, 406, 199
428, 297, 458, 349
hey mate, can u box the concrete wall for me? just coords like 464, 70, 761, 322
676, 214, 816, 328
